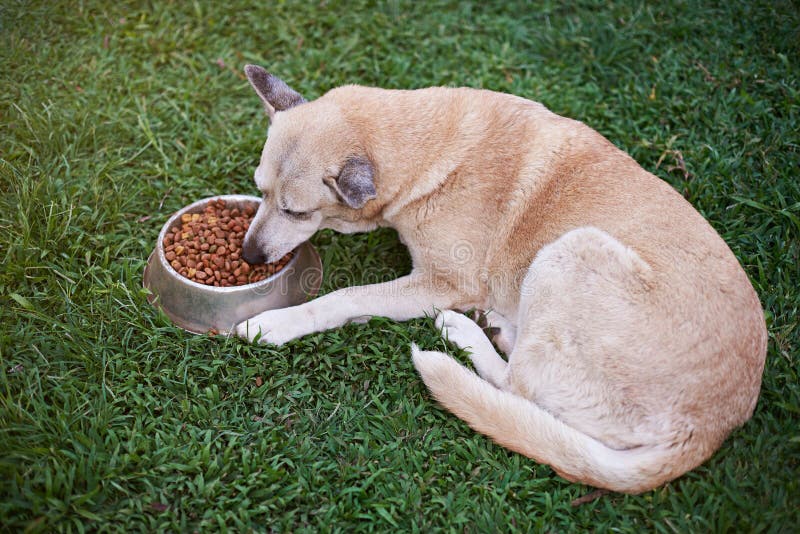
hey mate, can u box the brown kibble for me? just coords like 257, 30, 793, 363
164, 199, 292, 285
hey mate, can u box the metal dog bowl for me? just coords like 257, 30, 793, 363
142, 194, 323, 334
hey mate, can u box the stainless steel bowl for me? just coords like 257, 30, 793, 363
142, 194, 322, 334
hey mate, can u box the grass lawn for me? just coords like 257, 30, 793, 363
1, 0, 798, 530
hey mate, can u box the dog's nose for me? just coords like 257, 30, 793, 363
241, 239, 266, 265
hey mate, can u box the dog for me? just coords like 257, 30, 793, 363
235, 65, 767, 493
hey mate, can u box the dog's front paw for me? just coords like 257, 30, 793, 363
235, 307, 313, 345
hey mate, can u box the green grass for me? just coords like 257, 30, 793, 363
1, 0, 798, 530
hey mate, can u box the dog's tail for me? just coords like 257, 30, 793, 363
410, 344, 689, 494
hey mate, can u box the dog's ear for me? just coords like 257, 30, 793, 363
244, 64, 306, 119
325, 156, 377, 209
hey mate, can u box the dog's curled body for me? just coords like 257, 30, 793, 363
237, 67, 767, 493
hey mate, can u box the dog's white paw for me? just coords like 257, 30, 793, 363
434, 310, 509, 387
435, 310, 492, 353
235, 307, 313, 345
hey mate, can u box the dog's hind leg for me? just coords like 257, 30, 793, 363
481, 310, 517, 354
414, 227, 694, 492
435, 309, 509, 389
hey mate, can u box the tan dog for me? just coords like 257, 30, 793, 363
235, 65, 767, 493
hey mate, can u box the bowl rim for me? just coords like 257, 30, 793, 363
156, 194, 300, 293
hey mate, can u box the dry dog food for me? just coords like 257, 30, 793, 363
161, 198, 292, 286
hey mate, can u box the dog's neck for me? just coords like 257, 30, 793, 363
334, 86, 492, 223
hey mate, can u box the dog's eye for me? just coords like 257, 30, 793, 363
281, 208, 312, 220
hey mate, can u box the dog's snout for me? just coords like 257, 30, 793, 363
242, 236, 266, 265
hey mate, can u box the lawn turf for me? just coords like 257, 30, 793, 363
1, 0, 798, 531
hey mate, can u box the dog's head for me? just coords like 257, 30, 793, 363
241, 65, 378, 264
